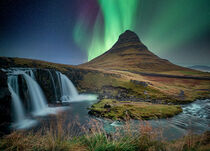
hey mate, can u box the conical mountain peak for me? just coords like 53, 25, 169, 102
112, 30, 141, 47
81, 30, 184, 73
119, 30, 140, 43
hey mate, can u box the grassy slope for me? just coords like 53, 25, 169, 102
1, 56, 210, 120
1, 56, 210, 103
80, 45, 210, 77
79, 68, 210, 102
0, 57, 75, 72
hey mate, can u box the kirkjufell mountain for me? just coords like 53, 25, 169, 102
0, 30, 210, 151
80, 30, 190, 73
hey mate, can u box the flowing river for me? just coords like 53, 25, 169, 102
54, 98, 210, 140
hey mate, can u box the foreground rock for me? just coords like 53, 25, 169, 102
0, 70, 12, 135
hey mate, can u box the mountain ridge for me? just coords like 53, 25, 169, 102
80, 30, 192, 73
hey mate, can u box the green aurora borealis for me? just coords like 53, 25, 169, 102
73, 0, 210, 62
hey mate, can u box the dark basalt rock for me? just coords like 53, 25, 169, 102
130, 80, 149, 87
115, 30, 141, 44
104, 104, 111, 108
108, 30, 147, 53
0, 70, 12, 135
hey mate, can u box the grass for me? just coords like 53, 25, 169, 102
1, 56, 210, 103
89, 99, 182, 120
0, 114, 209, 151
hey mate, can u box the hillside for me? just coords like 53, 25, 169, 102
80, 30, 209, 77
0, 31, 210, 104
78, 30, 210, 103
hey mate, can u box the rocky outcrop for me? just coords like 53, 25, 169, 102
0, 70, 12, 135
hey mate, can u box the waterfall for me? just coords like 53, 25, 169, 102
56, 72, 97, 102
26, 69, 36, 80
7, 75, 25, 123
22, 71, 48, 116
56, 71, 62, 97
7, 73, 37, 129
4, 68, 96, 130
48, 70, 58, 101
56, 72, 78, 102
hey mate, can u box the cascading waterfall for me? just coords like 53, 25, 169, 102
56, 72, 97, 102
56, 71, 62, 97
7, 72, 37, 129
26, 69, 36, 80
7, 75, 25, 124
22, 71, 48, 116
57, 72, 79, 102
4, 68, 96, 130
48, 70, 58, 101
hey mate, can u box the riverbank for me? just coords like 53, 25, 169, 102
0, 115, 209, 151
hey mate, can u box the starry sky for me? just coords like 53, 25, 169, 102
0, 0, 210, 66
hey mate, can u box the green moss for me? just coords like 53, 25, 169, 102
89, 99, 182, 120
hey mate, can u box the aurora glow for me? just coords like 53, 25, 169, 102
73, 0, 210, 63
73, 0, 139, 60
1, 0, 210, 65
140, 0, 210, 55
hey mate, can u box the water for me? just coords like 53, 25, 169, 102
5, 68, 98, 130
57, 72, 98, 102
22, 72, 48, 116
56, 71, 62, 97
7, 74, 37, 129
37, 98, 209, 141
102, 99, 210, 140
48, 70, 58, 101
59, 72, 78, 101
6, 69, 69, 129
4, 68, 210, 139
8, 75, 25, 124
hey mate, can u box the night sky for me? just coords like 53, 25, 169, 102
0, 0, 210, 66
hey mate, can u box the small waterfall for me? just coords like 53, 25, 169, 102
8, 75, 25, 123
56, 71, 62, 97
7, 73, 37, 129
26, 69, 36, 80
48, 70, 58, 101
57, 72, 78, 102
56, 72, 97, 102
4, 68, 96, 130
22, 71, 48, 115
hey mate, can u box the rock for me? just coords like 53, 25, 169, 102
179, 90, 185, 100
104, 104, 111, 108
130, 80, 149, 87
0, 70, 12, 135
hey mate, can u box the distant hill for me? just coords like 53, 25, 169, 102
80, 30, 195, 75
188, 65, 210, 72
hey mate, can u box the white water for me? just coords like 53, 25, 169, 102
8, 75, 25, 123
58, 72, 78, 102
5, 68, 97, 130
7, 74, 37, 129
56, 71, 62, 96
48, 70, 58, 101
102, 99, 210, 140
22, 72, 48, 116
58, 72, 97, 102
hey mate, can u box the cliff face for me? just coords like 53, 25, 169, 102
0, 70, 12, 135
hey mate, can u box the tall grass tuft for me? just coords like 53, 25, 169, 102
0, 113, 209, 151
